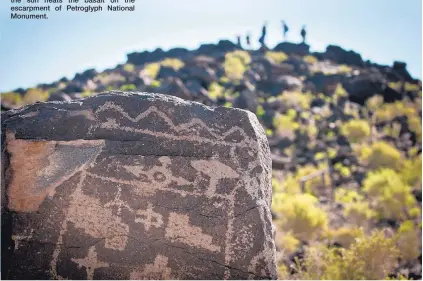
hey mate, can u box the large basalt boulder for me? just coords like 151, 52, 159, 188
323, 45, 364, 66
1, 92, 276, 280
273, 42, 310, 56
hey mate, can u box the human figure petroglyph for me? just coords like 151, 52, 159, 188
165, 212, 221, 252
135, 203, 164, 231
71, 246, 109, 280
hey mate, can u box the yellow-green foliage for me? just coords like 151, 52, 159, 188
123, 63, 135, 73
329, 227, 364, 248
400, 156, 422, 187
296, 164, 331, 195
255, 105, 265, 118
334, 83, 348, 98
1, 92, 22, 107
359, 141, 402, 170
119, 84, 136, 91
160, 58, 185, 70
374, 100, 417, 123
335, 188, 375, 225
279, 91, 311, 110
265, 51, 288, 64
293, 231, 399, 280
22, 88, 49, 105
223, 50, 251, 81
340, 119, 371, 143
208, 82, 224, 99
408, 115, 422, 142
150, 80, 161, 88
366, 95, 384, 112
389, 81, 421, 92
396, 221, 421, 261
334, 163, 351, 177
276, 193, 328, 241
383, 122, 402, 138
337, 64, 353, 74
276, 232, 300, 256
273, 113, 299, 138
143, 58, 184, 79
363, 169, 416, 220
144, 62, 161, 79
303, 55, 318, 64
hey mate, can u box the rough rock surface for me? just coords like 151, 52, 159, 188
1, 92, 277, 280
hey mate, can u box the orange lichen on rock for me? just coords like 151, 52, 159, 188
6, 131, 57, 213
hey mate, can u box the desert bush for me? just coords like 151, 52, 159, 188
400, 156, 422, 188
208, 82, 224, 99
273, 113, 299, 139
275, 232, 300, 256
358, 141, 402, 170
144, 62, 161, 79
363, 169, 416, 220
276, 193, 328, 241
279, 91, 311, 110
160, 58, 185, 70
328, 227, 364, 248
337, 64, 353, 74
1, 92, 22, 107
293, 231, 399, 280
265, 51, 288, 64
303, 55, 318, 64
408, 115, 422, 142
340, 119, 371, 143
334, 163, 352, 177
255, 105, 265, 118
22, 88, 49, 105
119, 84, 136, 91
122, 63, 135, 73
150, 80, 161, 88
396, 220, 421, 262
366, 94, 384, 112
374, 101, 417, 123
224, 50, 251, 80
296, 164, 331, 195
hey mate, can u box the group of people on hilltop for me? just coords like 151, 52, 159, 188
236, 21, 307, 49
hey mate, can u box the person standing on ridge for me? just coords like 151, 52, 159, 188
282, 20, 289, 41
300, 25, 307, 43
246, 33, 251, 48
259, 21, 267, 47
236, 35, 242, 47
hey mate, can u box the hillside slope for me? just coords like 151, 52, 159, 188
2, 40, 422, 279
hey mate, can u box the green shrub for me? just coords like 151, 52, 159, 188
224, 50, 251, 81
400, 156, 422, 188
396, 220, 421, 261
329, 227, 364, 248
150, 80, 161, 88
303, 55, 318, 64
255, 105, 265, 118
123, 63, 135, 73
363, 169, 416, 220
119, 84, 136, 91
275, 232, 300, 256
375, 101, 417, 123
293, 231, 399, 280
337, 64, 353, 74
265, 51, 288, 64
208, 82, 224, 99
276, 193, 328, 241
22, 88, 49, 105
1, 92, 22, 107
334, 163, 352, 177
366, 95, 384, 112
279, 91, 311, 110
358, 141, 402, 170
160, 58, 185, 70
340, 119, 371, 143
144, 62, 161, 79
273, 113, 299, 138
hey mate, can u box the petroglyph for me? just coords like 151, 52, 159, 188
165, 212, 221, 252
2, 92, 276, 280
135, 203, 164, 231
130, 255, 172, 280
71, 246, 109, 280
190, 160, 239, 196
67, 180, 130, 251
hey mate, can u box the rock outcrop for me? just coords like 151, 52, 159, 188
1, 92, 277, 280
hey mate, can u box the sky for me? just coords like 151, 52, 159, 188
0, 0, 421, 92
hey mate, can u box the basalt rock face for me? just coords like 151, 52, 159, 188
1, 92, 276, 280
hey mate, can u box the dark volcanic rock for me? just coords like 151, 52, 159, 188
1, 92, 276, 280
273, 42, 310, 56
323, 45, 364, 66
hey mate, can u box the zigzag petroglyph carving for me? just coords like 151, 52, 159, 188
2, 92, 276, 280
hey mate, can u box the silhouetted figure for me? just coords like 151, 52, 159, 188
300, 25, 307, 43
259, 22, 267, 47
236, 35, 241, 47
282, 20, 289, 41
246, 33, 251, 48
